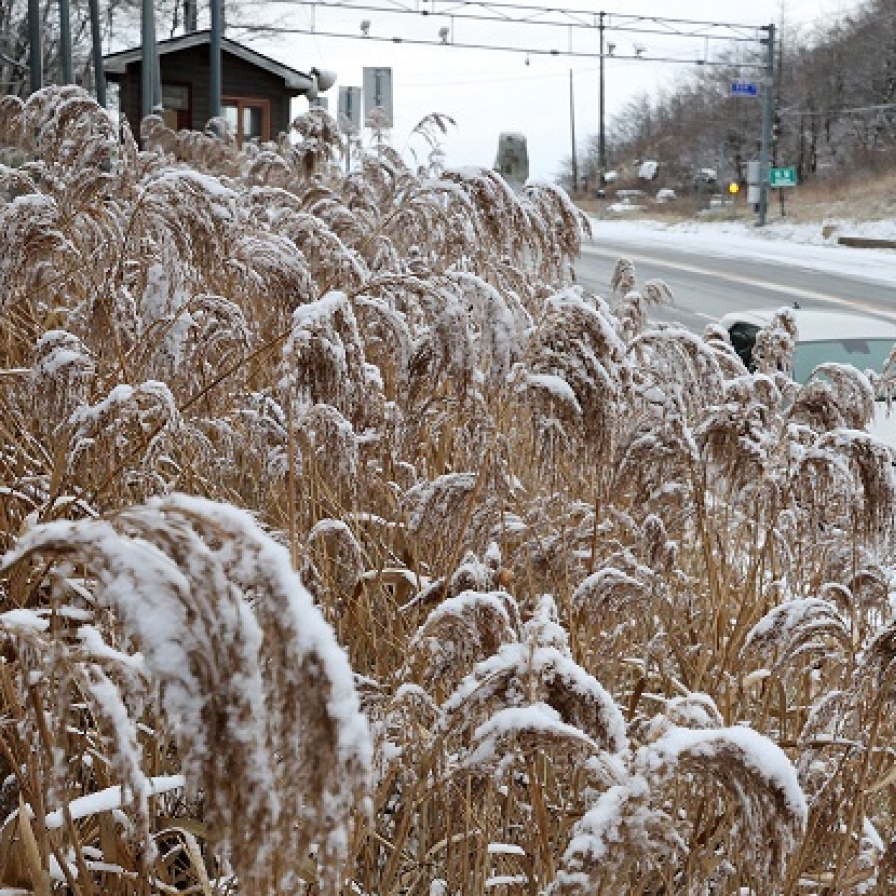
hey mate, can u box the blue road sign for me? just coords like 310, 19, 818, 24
730, 81, 759, 97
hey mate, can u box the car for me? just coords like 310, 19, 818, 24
719, 306, 896, 446
606, 194, 646, 214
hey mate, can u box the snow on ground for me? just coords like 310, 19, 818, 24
588, 217, 896, 287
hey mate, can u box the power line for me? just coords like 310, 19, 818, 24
239, 24, 767, 67
780, 101, 896, 118
253, 0, 766, 42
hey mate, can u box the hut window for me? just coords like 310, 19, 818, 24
222, 97, 270, 146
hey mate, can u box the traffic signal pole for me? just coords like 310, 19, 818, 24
758, 23, 775, 227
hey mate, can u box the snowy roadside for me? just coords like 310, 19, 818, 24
587, 216, 896, 288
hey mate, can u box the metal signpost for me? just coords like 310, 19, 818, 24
338, 86, 362, 129
362, 66, 393, 128
770, 167, 797, 217
338, 86, 362, 172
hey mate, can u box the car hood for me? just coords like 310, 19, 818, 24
869, 404, 896, 450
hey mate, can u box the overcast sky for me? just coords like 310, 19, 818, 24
239, 0, 862, 181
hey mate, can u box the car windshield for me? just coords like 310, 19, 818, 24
793, 338, 896, 384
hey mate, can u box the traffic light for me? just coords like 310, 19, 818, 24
728, 181, 740, 195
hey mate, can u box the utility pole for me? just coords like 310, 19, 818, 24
569, 69, 578, 193
28, 0, 42, 94
598, 11, 606, 175
210, 0, 223, 122
58, 0, 73, 83
88, 0, 106, 107
757, 23, 775, 227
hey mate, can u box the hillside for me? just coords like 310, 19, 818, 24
570, 0, 896, 198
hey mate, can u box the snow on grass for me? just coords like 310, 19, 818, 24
43, 775, 185, 830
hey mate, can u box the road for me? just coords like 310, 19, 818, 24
576, 234, 896, 333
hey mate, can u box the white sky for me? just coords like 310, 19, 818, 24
238, 0, 863, 180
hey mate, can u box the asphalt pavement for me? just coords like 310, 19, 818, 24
576, 235, 896, 334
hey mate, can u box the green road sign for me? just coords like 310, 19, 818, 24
770, 167, 797, 188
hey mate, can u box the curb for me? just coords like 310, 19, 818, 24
837, 236, 896, 249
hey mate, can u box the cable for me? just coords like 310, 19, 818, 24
237, 23, 767, 67
779, 101, 896, 118
255, 0, 766, 41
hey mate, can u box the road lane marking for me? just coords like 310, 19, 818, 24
580, 244, 896, 322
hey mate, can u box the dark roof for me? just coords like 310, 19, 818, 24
102, 31, 315, 94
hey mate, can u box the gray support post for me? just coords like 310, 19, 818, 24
28, 0, 42, 94
569, 69, 578, 192
141, 0, 154, 119
210, 0, 223, 122
758, 23, 775, 227
59, 0, 73, 83
151, 9, 161, 110
598, 11, 606, 174
88, 0, 106, 107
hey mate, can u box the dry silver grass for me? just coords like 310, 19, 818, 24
551, 690, 806, 896
439, 599, 628, 757
1, 495, 370, 894
402, 588, 519, 697
6, 86, 896, 896
524, 287, 628, 461
753, 306, 798, 382
789, 363, 876, 432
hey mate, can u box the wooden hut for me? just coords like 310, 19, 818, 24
103, 31, 328, 145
